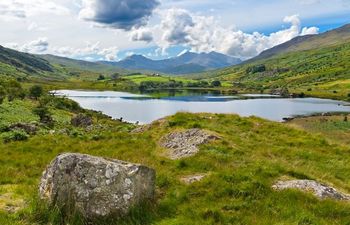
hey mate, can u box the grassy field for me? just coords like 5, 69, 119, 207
288, 113, 350, 146
1, 93, 350, 224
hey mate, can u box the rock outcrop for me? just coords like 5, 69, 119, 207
272, 179, 350, 200
71, 114, 93, 127
9, 123, 38, 135
181, 174, 206, 184
161, 129, 219, 159
39, 153, 156, 218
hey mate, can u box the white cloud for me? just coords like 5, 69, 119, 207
153, 9, 319, 59
0, 0, 69, 20
6, 37, 50, 53
52, 42, 119, 61
301, 26, 320, 35
130, 28, 154, 43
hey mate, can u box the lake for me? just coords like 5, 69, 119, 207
55, 90, 350, 124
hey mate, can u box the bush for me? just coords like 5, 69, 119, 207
211, 80, 222, 87
1, 130, 29, 143
33, 106, 54, 126
246, 64, 266, 74
0, 86, 5, 105
97, 75, 105, 81
29, 85, 44, 99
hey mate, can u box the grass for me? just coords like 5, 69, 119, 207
124, 75, 192, 85
288, 113, 350, 146
1, 101, 350, 224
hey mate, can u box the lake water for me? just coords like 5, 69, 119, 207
55, 90, 350, 124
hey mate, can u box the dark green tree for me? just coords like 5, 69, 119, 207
97, 75, 105, 81
29, 85, 44, 99
211, 80, 222, 87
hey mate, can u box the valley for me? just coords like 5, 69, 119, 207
0, 17, 350, 225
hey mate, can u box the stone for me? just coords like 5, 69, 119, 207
39, 153, 156, 218
272, 179, 350, 200
160, 129, 219, 159
181, 174, 206, 184
71, 114, 93, 127
9, 123, 38, 135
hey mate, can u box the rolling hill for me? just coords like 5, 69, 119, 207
0, 45, 54, 78
39, 54, 129, 75
249, 23, 350, 62
203, 23, 350, 100
0, 46, 129, 81
101, 51, 241, 75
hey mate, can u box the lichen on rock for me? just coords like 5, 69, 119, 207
181, 174, 207, 184
39, 153, 156, 218
160, 129, 219, 159
272, 179, 350, 200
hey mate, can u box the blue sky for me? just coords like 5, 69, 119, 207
0, 0, 349, 61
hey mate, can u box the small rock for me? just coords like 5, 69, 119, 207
181, 174, 206, 184
9, 123, 38, 135
71, 114, 93, 127
39, 153, 156, 218
160, 129, 219, 159
272, 179, 350, 200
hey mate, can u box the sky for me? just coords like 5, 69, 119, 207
0, 0, 350, 61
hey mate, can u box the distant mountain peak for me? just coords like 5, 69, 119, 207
103, 51, 242, 75
126, 54, 149, 60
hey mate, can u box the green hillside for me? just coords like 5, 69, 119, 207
39, 54, 130, 77
200, 24, 350, 100
0, 46, 53, 78
0, 46, 130, 83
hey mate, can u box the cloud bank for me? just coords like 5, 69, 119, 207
79, 0, 159, 30
152, 9, 319, 59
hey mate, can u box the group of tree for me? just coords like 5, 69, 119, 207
246, 64, 267, 74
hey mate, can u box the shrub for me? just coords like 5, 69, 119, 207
33, 106, 54, 127
246, 64, 266, 74
0, 86, 5, 105
211, 80, 222, 87
6, 80, 25, 102
1, 130, 29, 143
97, 75, 105, 81
29, 85, 44, 99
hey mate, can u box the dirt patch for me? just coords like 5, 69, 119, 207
160, 129, 219, 159
272, 179, 350, 200
181, 174, 207, 184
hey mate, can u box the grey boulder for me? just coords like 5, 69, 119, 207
39, 153, 155, 218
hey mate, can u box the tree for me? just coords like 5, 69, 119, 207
211, 80, 222, 87
97, 75, 105, 81
111, 73, 120, 80
6, 80, 25, 102
29, 85, 43, 99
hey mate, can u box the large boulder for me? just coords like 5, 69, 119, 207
39, 153, 156, 218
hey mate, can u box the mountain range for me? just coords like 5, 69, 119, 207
100, 51, 242, 75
